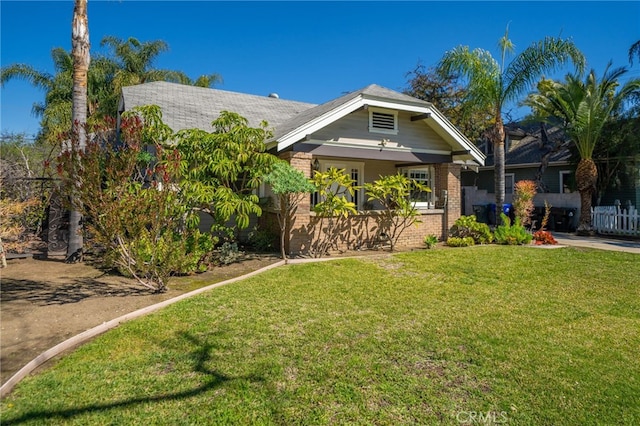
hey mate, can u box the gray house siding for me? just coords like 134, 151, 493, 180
310, 110, 451, 152
463, 165, 570, 194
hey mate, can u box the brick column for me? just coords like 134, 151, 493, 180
278, 152, 313, 254
436, 163, 462, 233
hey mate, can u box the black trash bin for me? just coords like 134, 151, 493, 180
473, 204, 488, 223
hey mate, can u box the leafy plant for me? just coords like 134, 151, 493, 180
423, 234, 439, 249
310, 167, 358, 256
54, 106, 216, 292
494, 213, 533, 245
364, 173, 429, 251
263, 160, 315, 261
446, 236, 475, 247
175, 111, 277, 233
449, 215, 493, 244
532, 201, 557, 245
533, 230, 558, 245
247, 226, 278, 253
217, 241, 242, 265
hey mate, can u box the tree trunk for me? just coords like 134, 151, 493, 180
492, 115, 506, 223
576, 157, 598, 234
66, 0, 90, 263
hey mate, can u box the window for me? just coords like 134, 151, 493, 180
505, 173, 515, 195
399, 166, 434, 207
369, 108, 398, 135
312, 160, 364, 210
559, 170, 573, 193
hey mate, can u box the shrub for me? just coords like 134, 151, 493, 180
217, 241, 243, 265
533, 230, 558, 245
449, 215, 493, 244
513, 180, 537, 226
494, 214, 533, 245
424, 234, 438, 249
247, 226, 278, 252
446, 236, 475, 247
364, 174, 429, 252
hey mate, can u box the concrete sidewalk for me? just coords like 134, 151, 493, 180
553, 232, 640, 254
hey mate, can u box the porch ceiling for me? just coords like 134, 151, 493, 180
292, 142, 452, 163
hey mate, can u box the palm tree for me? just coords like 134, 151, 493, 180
101, 36, 222, 92
524, 64, 640, 232
2, 37, 222, 143
629, 40, 640, 66
66, 0, 90, 262
437, 27, 584, 218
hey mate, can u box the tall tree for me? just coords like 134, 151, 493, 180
629, 40, 640, 66
1, 37, 221, 142
404, 63, 492, 142
437, 27, 584, 217
0, 49, 115, 144
101, 36, 222, 95
524, 64, 640, 232
65, 0, 90, 262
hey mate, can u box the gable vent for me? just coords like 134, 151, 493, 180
371, 112, 395, 129
369, 109, 398, 134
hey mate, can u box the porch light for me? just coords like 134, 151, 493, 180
312, 158, 320, 171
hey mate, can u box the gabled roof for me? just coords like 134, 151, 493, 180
479, 123, 571, 168
119, 82, 485, 165
119, 81, 315, 132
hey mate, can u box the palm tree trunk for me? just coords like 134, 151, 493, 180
66, 0, 90, 263
492, 116, 506, 223
576, 158, 597, 234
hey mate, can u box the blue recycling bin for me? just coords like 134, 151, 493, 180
488, 203, 513, 225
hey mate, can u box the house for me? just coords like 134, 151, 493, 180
462, 121, 640, 231
118, 81, 485, 254
461, 122, 581, 230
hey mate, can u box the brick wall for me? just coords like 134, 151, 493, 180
275, 153, 462, 256
286, 210, 445, 255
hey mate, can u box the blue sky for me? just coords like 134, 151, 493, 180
1, 1, 639, 137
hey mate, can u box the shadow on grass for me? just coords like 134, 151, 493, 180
2, 332, 265, 425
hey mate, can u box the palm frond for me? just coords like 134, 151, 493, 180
503, 36, 584, 104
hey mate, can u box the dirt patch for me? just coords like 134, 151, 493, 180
0, 254, 281, 385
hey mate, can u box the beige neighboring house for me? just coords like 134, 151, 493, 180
118, 81, 484, 254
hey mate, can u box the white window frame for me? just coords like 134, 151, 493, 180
368, 107, 398, 135
399, 165, 435, 208
505, 173, 515, 195
559, 170, 573, 193
316, 160, 364, 210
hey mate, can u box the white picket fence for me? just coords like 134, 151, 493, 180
592, 205, 640, 236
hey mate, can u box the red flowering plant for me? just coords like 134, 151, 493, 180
532, 201, 558, 245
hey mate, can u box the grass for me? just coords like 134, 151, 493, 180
1, 246, 639, 425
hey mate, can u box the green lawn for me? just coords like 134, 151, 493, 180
2, 246, 639, 425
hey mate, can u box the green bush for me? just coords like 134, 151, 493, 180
247, 226, 278, 252
446, 236, 475, 247
217, 242, 243, 265
449, 215, 493, 244
494, 214, 533, 245
424, 234, 439, 249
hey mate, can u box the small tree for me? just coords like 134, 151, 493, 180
513, 180, 537, 227
263, 160, 315, 262
311, 167, 358, 256
364, 173, 429, 251
175, 111, 277, 237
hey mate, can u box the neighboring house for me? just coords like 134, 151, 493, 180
118, 81, 484, 254
462, 121, 640, 231
462, 122, 581, 230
